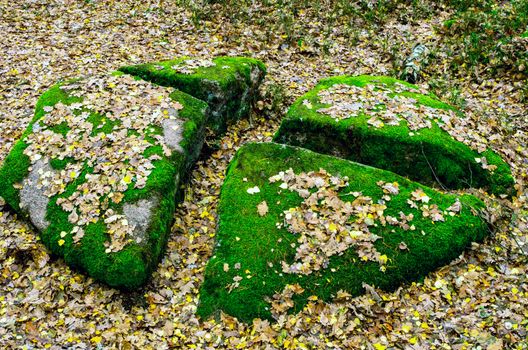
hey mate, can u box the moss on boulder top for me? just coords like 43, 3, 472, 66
0, 73, 208, 289
119, 56, 266, 132
274, 75, 514, 196
197, 142, 488, 322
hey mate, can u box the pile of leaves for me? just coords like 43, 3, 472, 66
271, 168, 387, 274
315, 81, 496, 157
170, 58, 216, 74
268, 168, 462, 275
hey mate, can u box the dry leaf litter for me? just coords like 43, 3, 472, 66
0, 1, 527, 349
268, 168, 458, 275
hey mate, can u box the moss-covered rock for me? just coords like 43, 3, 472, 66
274, 75, 514, 196
0, 73, 208, 289
198, 142, 488, 322
119, 56, 266, 132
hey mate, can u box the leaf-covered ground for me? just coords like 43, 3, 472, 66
0, 1, 527, 349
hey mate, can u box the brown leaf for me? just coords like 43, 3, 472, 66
257, 201, 269, 216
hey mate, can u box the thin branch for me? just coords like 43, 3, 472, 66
420, 143, 447, 191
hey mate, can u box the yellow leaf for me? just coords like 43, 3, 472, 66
373, 343, 386, 350
58, 239, 65, 246
91, 336, 102, 344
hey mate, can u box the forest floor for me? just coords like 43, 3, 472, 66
0, 1, 527, 349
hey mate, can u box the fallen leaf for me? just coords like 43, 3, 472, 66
257, 201, 269, 216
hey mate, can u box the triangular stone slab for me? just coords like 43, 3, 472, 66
198, 142, 488, 321
119, 56, 266, 132
0, 72, 209, 289
274, 76, 514, 196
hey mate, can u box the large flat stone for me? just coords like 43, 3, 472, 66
274, 75, 514, 196
119, 56, 266, 132
198, 142, 488, 322
0, 72, 208, 289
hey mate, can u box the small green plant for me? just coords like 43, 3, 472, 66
441, 0, 528, 77
261, 82, 287, 118
448, 88, 466, 110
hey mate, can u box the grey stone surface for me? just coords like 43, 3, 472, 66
20, 159, 52, 231
202, 79, 224, 122
123, 197, 159, 244
162, 118, 185, 153
250, 65, 262, 85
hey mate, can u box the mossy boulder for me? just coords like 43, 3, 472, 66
274, 75, 514, 196
0, 73, 208, 289
119, 56, 266, 132
198, 142, 488, 322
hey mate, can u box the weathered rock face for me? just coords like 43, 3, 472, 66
274, 75, 514, 196
0, 73, 209, 289
119, 57, 266, 132
198, 142, 489, 322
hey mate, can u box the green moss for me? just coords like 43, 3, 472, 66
87, 113, 122, 136
197, 142, 488, 322
49, 121, 71, 136
0, 82, 81, 210
119, 56, 266, 132
274, 75, 514, 197
49, 157, 74, 170
0, 78, 208, 290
